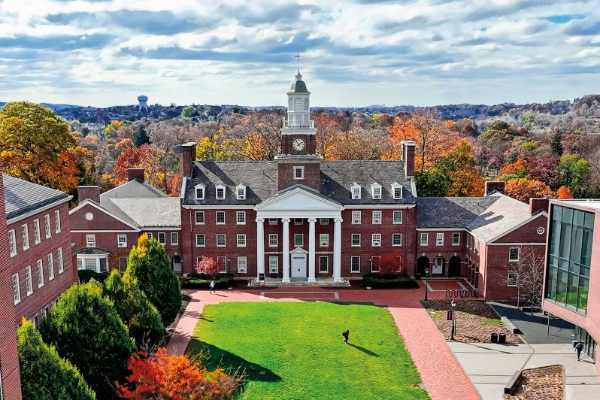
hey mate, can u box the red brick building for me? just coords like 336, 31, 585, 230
70, 169, 182, 273
0, 165, 22, 399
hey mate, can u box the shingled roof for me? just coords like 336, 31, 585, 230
467, 194, 533, 242
183, 160, 416, 206
3, 175, 70, 220
417, 196, 499, 229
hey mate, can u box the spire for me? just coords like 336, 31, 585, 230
295, 54, 300, 74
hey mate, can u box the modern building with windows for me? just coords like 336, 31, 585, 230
543, 199, 598, 367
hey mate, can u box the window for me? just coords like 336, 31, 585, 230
509, 247, 520, 262
268, 218, 278, 225
216, 211, 225, 224
55, 210, 61, 233
22, 224, 29, 250
25, 267, 33, 296
269, 234, 278, 247
372, 211, 382, 224
77, 258, 83, 270
436, 233, 444, 246
84, 259, 96, 271
351, 234, 361, 247
171, 232, 179, 245
293, 166, 304, 179
238, 257, 248, 273
237, 211, 246, 225
319, 256, 328, 273
294, 218, 303, 225
236, 184, 246, 200
86, 234, 96, 248
269, 256, 279, 273
118, 234, 127, 248
146, 232, 153, 239
44, 214, 51, 238
507, 272, 518, 287
47, 254, 54, 280
57, 248, 64, 273
319, 234, 329, 247
37, 259, 44, 288
319, 218, 329, 225
216, 185, 226, 200
195, 211, 205, 224
12, 274, 20, 304
158, 232, 166, 245
372, 234, 382, 247
392, 183, 403, 199
195, 234, 205, 247
352, 211, 361, 224
393, 211, 403, 224
294, 234, 303, 246
371, 183, 382, 199
237, 234, 246, 247
8, 229, 17, 256
33, 219, 41, 244
351, 256, 361, 273
351, 184, 361, 200
392, 233, 403, 246
452, 233, 460, 246
216, 234, 226, 247
420, 233, 429, 246
195, 184, 205, 200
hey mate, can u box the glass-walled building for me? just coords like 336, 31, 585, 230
543, 200, 600, 368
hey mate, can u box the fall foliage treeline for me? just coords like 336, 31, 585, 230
2, 101, 600, 203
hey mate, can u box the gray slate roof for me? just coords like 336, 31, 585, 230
467, 194, 532, 242
183, 160, 416, 206
417, 196, 499, 229
3, 175, 70, 220
110, 198, 181, 228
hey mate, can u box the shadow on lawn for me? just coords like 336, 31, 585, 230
187, 338, 281, 383
347, 343, 379, 357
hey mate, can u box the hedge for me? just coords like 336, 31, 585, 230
180, 273, 235, 289
362, 273, 419, 289
78, 270, 109, 284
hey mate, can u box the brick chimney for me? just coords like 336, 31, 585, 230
78, 186, 100, 204
401, 141, 415, 178
529, 197, 550, 215
484, 181, 505, 196
181, 142, 197, 178
127, 168, 145, 182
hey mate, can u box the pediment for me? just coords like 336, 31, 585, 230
256, 186, 344, 211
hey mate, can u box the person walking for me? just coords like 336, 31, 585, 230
209, 279, 216, 294
342, 330, 349, 344
575, 341, 584, 361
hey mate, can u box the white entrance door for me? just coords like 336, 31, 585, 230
291, 254, 307, 278
432, 257, 444, 275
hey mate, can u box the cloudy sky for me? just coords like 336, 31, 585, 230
0, 0, 599, 107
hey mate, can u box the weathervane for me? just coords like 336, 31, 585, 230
295, 54, 300, 72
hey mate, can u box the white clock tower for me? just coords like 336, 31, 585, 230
280, 72, 317, 156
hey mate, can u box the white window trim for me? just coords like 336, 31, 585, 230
37, 259, 44, 288
237, 256, 248, 274
22, 224, 29, 250
25, 266, 33, 296
194, 183, 206, 200
393, 211, 403, 224
171, 232, 179, 245
86, 234, 96, 248
57, 247, 64, 273
436, 233, 444, 246
195, 234, 206, 247
117, 234, 127, 248
293, 166, 304, 180
371, 183, 382, 200
507, 272, 518, 287
216, 211, 226, 225
319, 218, 329, 225
44, 214, 51, 238
236, 184, 247, 200
55, 210, 61, 233
195, 211, 205, 224
372, 211, 382, 224
237, 211, 246, 225
420, 233, 429, 246
33, 219, 41, 244
392, 233, 403, 246
294, 234, 304, 247
8, 229, 17, 257
237, 234, 247, 247
351, 183, 362, 200
216, 184, 226, 200
352, 211, 361, 224
158, 232, 166, 245
452, 233, 461, 246
372, 233, 382, 247
509, 247, 520, 262
48, 253, 54, 280
351, 256, 361, 273
319, 234, 329, 247
269, 234, 278, 247
391, 182, 403, 199
12, 273, 21, 304
216, 234, 226, 247
269, 256, 279, 273
351, 233, 361, 247
268, 218, 278, 225
319, 256, 329, 273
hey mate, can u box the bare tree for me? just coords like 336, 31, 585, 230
503, 246, 545, 310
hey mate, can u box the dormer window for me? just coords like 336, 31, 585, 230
371, 183, 382, 200
293, 166, 304, 180
236, 184, 246, 200
195, 184, 206, 200
351, 183, 361, 200
216, 184, 226, 200
391, 182, 403, 199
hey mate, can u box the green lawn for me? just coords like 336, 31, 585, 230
186, 302, 429, 399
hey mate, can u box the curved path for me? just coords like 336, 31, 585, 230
166, 283, 480, 400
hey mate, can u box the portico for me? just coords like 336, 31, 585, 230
255, 185, 344, 283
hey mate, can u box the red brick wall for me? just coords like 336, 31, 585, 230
494, 216, 548, 244
277, 162, 321, 191
281, 134, 317, 155
0, 167, 23, 399
416, 230, 466, 276
70, 203, 136, 230
9, 201, 77, 326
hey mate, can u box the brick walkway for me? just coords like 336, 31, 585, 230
167, 283, 480, 400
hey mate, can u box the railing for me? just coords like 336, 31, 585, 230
283, 120, 314, 129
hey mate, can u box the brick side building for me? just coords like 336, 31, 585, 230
0, 164, 22, 399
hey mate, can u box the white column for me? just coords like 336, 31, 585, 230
308, 218, 316, 282
282, 218, 290, 282
256, 218, 265, 279
333, 217, 343, 282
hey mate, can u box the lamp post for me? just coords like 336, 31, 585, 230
424, 267, 430, 301
450, 300, 456, 341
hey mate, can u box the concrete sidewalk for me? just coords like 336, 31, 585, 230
449, 342, 600, 399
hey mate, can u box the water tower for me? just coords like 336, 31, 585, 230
137, 95, 148, 110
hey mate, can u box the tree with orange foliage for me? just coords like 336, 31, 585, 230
504, 178, 554, 203
557, 186, 573, 199
117, 348, 241, 400
314, 112, 342, 157
388, 109, 459, 171
440, 139, 485, 197
499, 158, 528, 179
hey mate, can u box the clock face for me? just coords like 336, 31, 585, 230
292, 138, 305, 151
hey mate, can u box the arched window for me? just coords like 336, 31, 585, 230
295, 98, 303, 111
